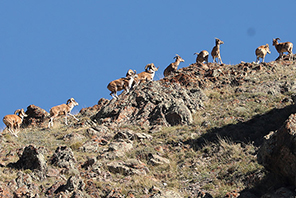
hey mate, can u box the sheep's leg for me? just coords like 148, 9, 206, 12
125, 87, 130, 94
289, 52, 293, 61
65, 114, 68, 125
110, 92, 117, 99
48, 117, 54, 128
256, 57, 259, 64
219, 56, 223, 64
262, 56, 265, 63
8, 127, 18, 137
68, 113, 79, 121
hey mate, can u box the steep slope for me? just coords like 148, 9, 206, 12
0, 55, 296, 197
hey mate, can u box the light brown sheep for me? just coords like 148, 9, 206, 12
163, 54, 185, 77
107, 71, 137, 99
272, 38, 293, 60
48, 98, 79, 128
3, 109, 27, 137
194, 50, 209, 64
255, 44, 271, 63
211, 38, 224, 64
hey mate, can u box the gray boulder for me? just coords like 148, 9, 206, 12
93, 81, 207, 127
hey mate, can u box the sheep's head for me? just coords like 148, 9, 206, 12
174, 54, 185, 62
145, 63, 158, 72
14, 109, 28, 118
126, 69, 136, 77
273, 38, 280, 46
215, 38, 224, 45
67, 98, 79, 106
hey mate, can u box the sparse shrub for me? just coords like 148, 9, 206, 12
70, 142, 83, 150
24, 169, 32, 174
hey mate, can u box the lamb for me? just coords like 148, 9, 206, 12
48, 98, 79, 128
255, 44, 271, 63
3, 108, 27, 137
194, 50, 209, 64
107, 70, 138, 99
163, 54, 185, 77
211, 38, 224, 64
272, 38, 293, 60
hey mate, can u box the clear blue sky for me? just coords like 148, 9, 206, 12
1, 1, 295, 130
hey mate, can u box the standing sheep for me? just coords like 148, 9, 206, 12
255, 44, 271, 63
48, 98, 79, 128
272, 38, 293, 60
3, 109, 27, 137
211, 38, 224, 64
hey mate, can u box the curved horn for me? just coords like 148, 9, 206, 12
134, 70, 136, 74
145, 63, 151, 71
194, 52, 198, 55
275, 38, 281, 41
14, 109, 21, 115
66, 98, 72, 105
126, 69, 134, 76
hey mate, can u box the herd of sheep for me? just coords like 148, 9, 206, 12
2, 37, 294, 137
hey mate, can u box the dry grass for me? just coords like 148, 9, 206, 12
0, 61, 296, 197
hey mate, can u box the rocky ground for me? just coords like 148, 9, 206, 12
1, 55, 296, 197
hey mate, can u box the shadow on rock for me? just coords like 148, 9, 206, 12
185, 104, 296, 150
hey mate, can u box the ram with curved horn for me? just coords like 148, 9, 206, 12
48, 98, 79, 128
163, 54, 185, 77
107, 70, 138, 99
194, 50, 209, 64
272, 38, 293, 60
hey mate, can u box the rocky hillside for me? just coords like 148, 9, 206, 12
1, 55, 296, 197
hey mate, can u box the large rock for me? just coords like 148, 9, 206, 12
107, 159, 149, 176
93, 81, 207, 127
50, 146, 76, 169
80, 98, 109, 117
7, 145, 48, 180
13, 145, 47, 172
7, 172, 40, 197
257, 113, 296, 186
23, 104, 49, 127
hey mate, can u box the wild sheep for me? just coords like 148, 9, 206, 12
3, 109, 27, 137
255, 44, 271, 63
107, 71, 138, 99
194, 50, 209, 64
163, 54, 185, 77
48, 98, 79, 128
211, 38, 224, 64
133, 63, 159, 85
272, 38, 293, 60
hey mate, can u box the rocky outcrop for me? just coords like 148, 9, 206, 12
7, 145, 48, 180
50, 146, 76, 169
8, 172, 40, 198
80, 98, 109, 117
93, 81, 207, 127
258, 113, 296, 186
23, 104, 49, 127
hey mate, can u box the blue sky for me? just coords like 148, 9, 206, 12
1, 1, 295, 129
